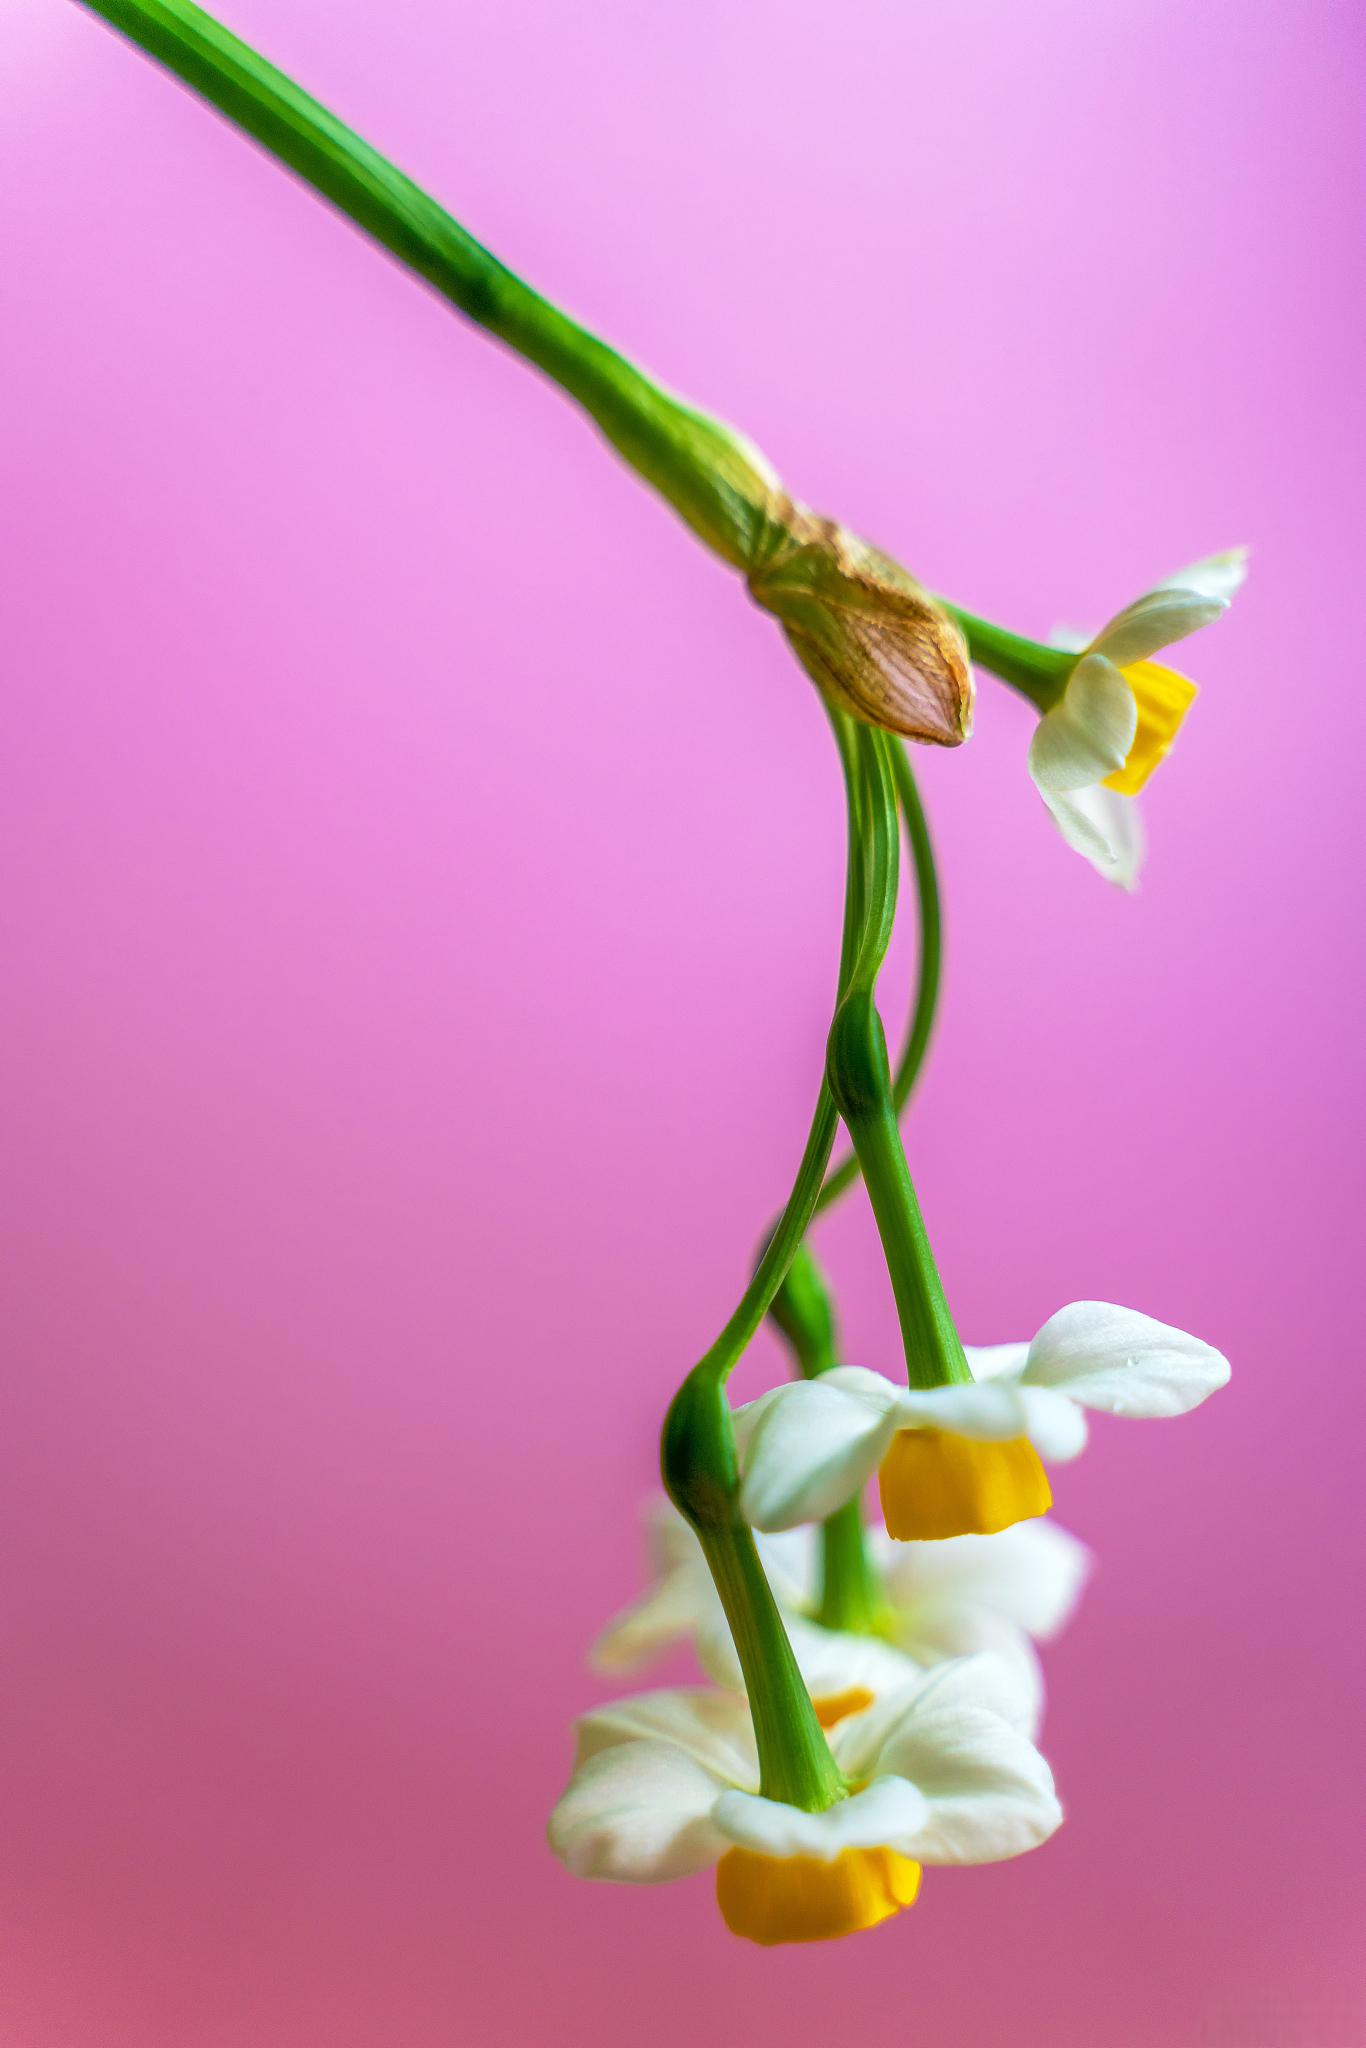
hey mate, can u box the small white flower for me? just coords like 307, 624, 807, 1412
1031, 549, 1247, 887
594, 1501, 1089, 1739
548, 1654, 1062, 1944
736, 1301, 1230, 1538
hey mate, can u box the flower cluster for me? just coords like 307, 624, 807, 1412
59, 0, 1248, 1968
551, 1295, 1227, 1943
551, 1655, 1059, 1946
546, 550, 1241, 1946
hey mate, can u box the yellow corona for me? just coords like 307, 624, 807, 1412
1104, 662, 1199, 795
715, 1845, 922, 1945
878, 1428, 1052, 1540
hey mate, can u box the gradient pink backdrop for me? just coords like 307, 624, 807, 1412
3, 3, 1363, 2042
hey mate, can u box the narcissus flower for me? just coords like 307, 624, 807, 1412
593, 1501, 1089, 1737
549, 1655, 1060, 1945
1029, 550, 1247, 885
737, 1302, 1230, 1540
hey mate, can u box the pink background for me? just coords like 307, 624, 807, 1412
4, 2, 1363, 2042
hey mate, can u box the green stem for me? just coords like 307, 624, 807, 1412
814, 1501, 885, 1634
683, 714, 894, 1391
826, 979, 971, 1394
939, 603, 1073, 713
79, 0, 777, 568
762, 738, 938, 1634
660, 709, 898, 1811
699, 1516, 847, 1809
816, 743, 940, 1214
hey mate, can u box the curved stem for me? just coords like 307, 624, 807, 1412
815, 742, 940, 1214
685, 711, 887, 1390
826, 984, 971, 1394
660, 706, 898, 1812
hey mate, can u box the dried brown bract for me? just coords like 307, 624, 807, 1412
746, 498, 973, 745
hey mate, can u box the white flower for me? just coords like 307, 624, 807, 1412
594, 1500, 1089, 1738
1030, 549, 1247, 887
548, 1654, 1062, 1944
737, 1301, 1230, 1539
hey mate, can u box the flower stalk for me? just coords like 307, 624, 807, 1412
826, 985, 972, 1395
82, 0, 973, 745
939, 605, 1072, 713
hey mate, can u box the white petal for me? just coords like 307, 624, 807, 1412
831, 1652, 1041, 1778
891, 1377, 1086, 1460
890, 1618, 1047, 1739
877, 1520, 1092, 1642
892, 1650, 1042, 1736
590, 1566, 719, 1676
729, 1381, 791, 1463
731, 1367, 895, 1459
877, 1706, 1062, 1864
755, 1524, 822, 1609
738, 1374, 900, 1532
1035, 781, 1143, 887
963, 1341, 1030, 1382
643, 1496, 708, 1577
1018, 1384, 1090, 1461
1090, 589, 1226, 666
1044, 782, 1145, 889
894, 1381, 1038, 1441
840, 1660, 1062, 1864
595, 1508, 813, 1679
1152, 547, 1249, 605
1028, 657, 1137, 792
573, 1687, 757, 1784
548, 1738, 731, 1883
713, 1775, 929, 1860
1022, 1301, 1231, 1416
803, 1365, 910, 1411
693, 1608, 746, 1692
865, 1616, 1049, 1740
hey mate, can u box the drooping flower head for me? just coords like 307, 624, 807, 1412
737, 1302, 1230, 1541
549, 1655, 1060, 1945
1028, 550, 1248, 885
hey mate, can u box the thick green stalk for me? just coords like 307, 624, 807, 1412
79, 0, 777, 569
700, 1517, 847, 1807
